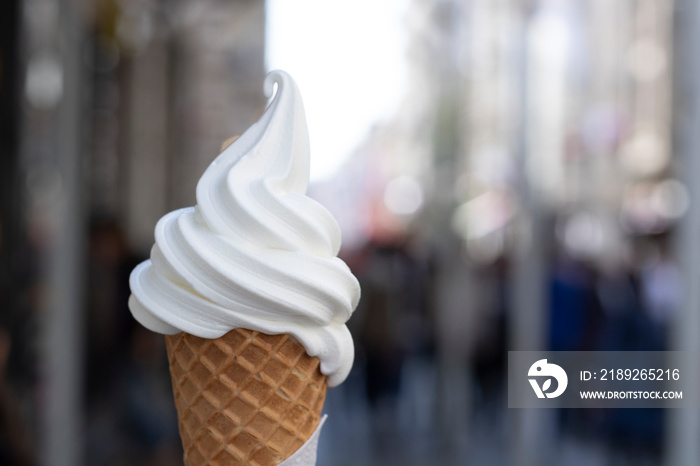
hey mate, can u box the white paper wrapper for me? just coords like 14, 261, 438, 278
278, 415, 327, 466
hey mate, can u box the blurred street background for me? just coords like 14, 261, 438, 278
1, 0, 700, 464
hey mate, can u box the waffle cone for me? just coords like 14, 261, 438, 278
165, 328, 327, 466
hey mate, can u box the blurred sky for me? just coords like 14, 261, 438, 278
265, 0, 409, 181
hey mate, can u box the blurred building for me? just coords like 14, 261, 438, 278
315, 0, 681, 465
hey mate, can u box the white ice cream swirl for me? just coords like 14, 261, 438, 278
129, 70, 360, 386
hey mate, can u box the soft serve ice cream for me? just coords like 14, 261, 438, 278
128, 70, 360, 386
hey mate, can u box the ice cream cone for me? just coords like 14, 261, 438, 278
165, 328, 327, 466
128, 72, 360, 465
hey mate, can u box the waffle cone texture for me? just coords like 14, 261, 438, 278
165, 328, 328, 466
